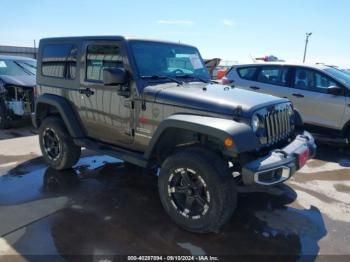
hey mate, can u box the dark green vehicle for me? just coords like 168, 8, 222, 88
33, 36, 316, 233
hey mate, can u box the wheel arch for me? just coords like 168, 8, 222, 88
343, 119, 350, 137
144, 114, 260, 164
34, 94, 85, 138
293, 108, 304, 127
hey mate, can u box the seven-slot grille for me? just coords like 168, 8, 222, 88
264, 106, 291, 144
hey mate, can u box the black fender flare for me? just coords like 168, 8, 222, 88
34, 94, 85, 138
293, 109, 304, 127
343, 119, 350, 136
144, 114, 260, 159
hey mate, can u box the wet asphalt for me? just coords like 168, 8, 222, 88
0, 127, 349, 261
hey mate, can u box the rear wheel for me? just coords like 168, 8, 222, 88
0, 98, 10, 129
158, 148, 237, 233
39, 116, 81, 170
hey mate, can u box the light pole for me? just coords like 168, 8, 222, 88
303, 32, 312, 63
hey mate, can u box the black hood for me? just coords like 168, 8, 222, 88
0, 75, 36, 87
143, 82, 289, 117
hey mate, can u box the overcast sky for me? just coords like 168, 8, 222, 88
1, 0, 349, 67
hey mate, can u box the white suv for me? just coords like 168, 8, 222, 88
222, 63, 350, 143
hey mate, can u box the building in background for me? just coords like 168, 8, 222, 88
0, 45, 38, 59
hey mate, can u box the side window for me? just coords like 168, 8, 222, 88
86, 45, 123, 82
257, 66, 288, 86
294, 68, 337, 92
315, 72, 337, 89
42, 44, 77, 79
237, 67, 257, 80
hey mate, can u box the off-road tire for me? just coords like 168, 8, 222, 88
158, 148, 237, 233
39, 116, 81, 170
0, 99, 10, 129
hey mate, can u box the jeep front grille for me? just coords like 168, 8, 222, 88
265, 107, 291, 144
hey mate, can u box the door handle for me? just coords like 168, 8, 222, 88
250, 86, 260, 90
80, 88, 95, 97
292, 93, 304, 98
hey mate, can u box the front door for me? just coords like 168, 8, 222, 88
289, 67, 346, 129
78, 42, 133, 145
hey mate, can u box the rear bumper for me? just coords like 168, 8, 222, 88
242, 131, 316, 186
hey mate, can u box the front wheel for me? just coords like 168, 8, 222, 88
158, 148, 237, 233
39, 116, 81, 170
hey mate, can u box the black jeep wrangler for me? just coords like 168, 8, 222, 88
33, 36, 316, 233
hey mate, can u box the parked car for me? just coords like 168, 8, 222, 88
222, 63, 350, 144
33, 37, 315, 233
0, 55, 36, 128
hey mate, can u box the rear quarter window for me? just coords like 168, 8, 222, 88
237, 67, 258, 80
41, 44, 77, 79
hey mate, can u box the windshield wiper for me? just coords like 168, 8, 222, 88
13, 61, 35, 75
141, 75, 183, 85
176, 74, 212, 84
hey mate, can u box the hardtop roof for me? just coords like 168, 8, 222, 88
39, 36, 196, 48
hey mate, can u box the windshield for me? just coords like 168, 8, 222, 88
342, 70, 350, 77
324, 67, 350, 86
0, 59, 35, 76
131, 41, 210, 81
16, 60, 37, 75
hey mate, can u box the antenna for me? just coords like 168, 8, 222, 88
33, 39, 37, 59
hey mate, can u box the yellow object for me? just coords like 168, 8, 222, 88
224, 137, 234, 147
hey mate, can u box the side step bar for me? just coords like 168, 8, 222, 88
74, 138, 149, 168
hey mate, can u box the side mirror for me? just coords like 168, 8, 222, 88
327, 86, 342, 95
103, 68, 127, 86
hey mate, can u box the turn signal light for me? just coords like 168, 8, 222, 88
224, 137, 234, 148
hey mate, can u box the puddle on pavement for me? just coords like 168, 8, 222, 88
0, 155, 121, 205
0, 154, 328, 258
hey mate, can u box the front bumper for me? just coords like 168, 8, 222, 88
242, 131, 316, 186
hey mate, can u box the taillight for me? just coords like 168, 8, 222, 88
217, 69, 227, 80
222, 79, 233, 85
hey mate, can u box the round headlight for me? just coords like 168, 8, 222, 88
251, 114, 260, 132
